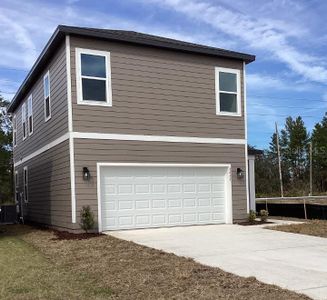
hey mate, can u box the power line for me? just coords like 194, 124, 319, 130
249, 94, 327, 103
249, 102, 327, 109
0, 90, 16, 94
247, 113, 319, 118
0, 67, 29, 72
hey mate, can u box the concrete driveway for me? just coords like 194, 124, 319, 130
109, 221, 327, 300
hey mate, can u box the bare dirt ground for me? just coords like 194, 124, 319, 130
270, 219, 327, 238
0, 224, 311, 300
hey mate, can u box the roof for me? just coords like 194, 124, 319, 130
248, 147, 264, 156
8, 25, 255, 113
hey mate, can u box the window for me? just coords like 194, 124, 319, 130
15, 170, 19, 203
23, 166, 28, 203
215, 67, 241, 116
44, 71, 51, 121
76, 48, 112, 106
13, 115, 17, 147
22, 102, 27, 140
27, 95, 33, 135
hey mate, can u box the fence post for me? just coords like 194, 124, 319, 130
303, 198, 307, 220
265, 199, 268, 212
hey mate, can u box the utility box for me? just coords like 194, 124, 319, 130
0, 205, 17, 224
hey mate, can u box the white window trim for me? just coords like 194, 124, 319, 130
43, 71, 51, 122
13, 114, 17, 147
15, 170, 18, 186
75, 48, 113, 107
23, 166, 28, 203
215, 67, 241, 117
15, 170, 19, 203
27, 94, 33, 135
22, 102, 27, 140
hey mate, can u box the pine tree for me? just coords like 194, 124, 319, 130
280, 116, 309, 185
0, 95, 13, 204
311, 113, 327, 192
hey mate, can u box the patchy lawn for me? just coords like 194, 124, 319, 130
270, 219, 327, 238
0, 225, 310, 300
0, 227, 112, 300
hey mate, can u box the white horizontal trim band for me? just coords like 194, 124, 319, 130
97, 162, 232, 168
14, 133, 70, 167
73, 132, 246, 145
14, 132, 245, 167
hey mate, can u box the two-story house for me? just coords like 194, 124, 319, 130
9, 25, 255, 232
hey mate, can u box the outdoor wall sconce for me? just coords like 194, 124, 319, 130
237, 168, 245, 179
83, 167, 90, 181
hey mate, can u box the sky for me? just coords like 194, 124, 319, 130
0, 0, 326, 149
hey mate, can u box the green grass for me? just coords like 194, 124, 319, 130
0, 231, 112, 300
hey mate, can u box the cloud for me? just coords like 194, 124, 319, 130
144, 0, 327, 84
247, 72, 316, 92
323, 92, 327, 102
0, 0, 240, 71
0, 78, 20, 101
0, 12, 38, 69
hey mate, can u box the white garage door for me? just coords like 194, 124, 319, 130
99, 165, 229, 231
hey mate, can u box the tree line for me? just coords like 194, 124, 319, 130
255, 113, 327, 197
0, 95, 12, 204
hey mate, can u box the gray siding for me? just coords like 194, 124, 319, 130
15, 140, 73, 229
70, 36, 245, 139
74, 139, 247, 225
13, 42, 68, 163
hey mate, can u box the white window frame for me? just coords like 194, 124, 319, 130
27, 94, 33, 135
75, 48, 112, 107
22, 102, 27, 140
215, 67, 241, 117
15, 170, 19, 203
13, 114, 17, 147
23, 166, 28, 203
43, 71, 51, 122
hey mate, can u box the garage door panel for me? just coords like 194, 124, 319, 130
152, 214, 166, 224
100, 166, 227, 231
152, 184, 166, 193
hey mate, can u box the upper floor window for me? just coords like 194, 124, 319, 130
22, 102, 27, 140
215, 67, 241, 116
27, 95, 33, 135
13, 115, 17, 147
76, 48, 112, 106
44, 71, 51, 121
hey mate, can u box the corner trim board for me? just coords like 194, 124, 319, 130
66, 35, 73, 133
243, 62, 249, 214
66, 35, 76, 224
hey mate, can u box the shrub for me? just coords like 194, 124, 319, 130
80, 206, 95, 233
248, 210, 256, 224
259, 210, 269, 222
